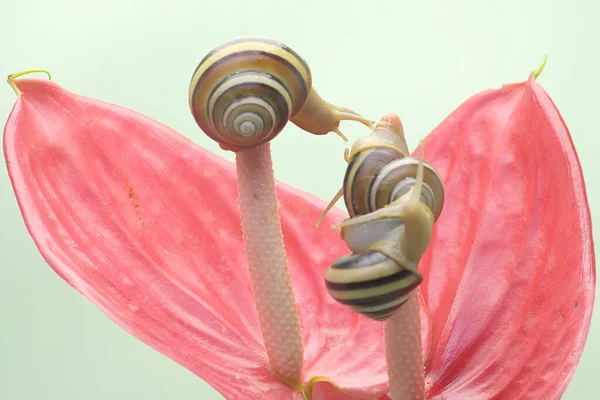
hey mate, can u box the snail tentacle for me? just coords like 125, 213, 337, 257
322, 114, 445, 321
188, 36, 373, 152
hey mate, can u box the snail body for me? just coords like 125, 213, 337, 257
188, 37, 374, 152
320, 114, 445, 321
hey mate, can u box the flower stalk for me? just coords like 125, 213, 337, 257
385, 293, 425, 400
235, 143, 304, 389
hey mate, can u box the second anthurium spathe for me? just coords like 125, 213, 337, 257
3, 62, 595, 400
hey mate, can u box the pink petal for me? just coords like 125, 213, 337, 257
4, 78, 433, 398
309, 380, 392, 400
418, 74, 595, 399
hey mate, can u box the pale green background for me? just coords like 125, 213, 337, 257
0, 0, 598, 398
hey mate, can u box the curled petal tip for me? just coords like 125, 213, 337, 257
532, 54, 548, 79
7, 69, 52, 95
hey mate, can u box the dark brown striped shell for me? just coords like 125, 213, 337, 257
324, 141, 444, 322
343, 147, 444, 220
188, 37, 312, 151
325, 250, 423, 321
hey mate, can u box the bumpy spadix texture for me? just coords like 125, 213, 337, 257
235, 144, 304, 385
3, 73, 594, 400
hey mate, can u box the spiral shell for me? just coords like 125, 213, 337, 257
343, 147, 445, 220
188, 37, 312, 151
326, 249, 422, 321
322, 114, 444, 322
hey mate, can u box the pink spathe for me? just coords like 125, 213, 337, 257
3, 72, 595, 400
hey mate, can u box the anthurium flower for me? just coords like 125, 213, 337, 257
418, 71, 595, 399
3, 66, 594, 400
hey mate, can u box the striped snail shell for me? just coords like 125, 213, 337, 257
340, 114, 444, 220
319, 114, 445, 321
188, 36, 374, 152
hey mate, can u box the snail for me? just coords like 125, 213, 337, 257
317, 114, 445, 321
188, 36, 374, 152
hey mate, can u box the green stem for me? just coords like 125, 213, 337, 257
533, 55, 548, 80
7, 69, 52, 95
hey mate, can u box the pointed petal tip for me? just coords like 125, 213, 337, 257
7, 69, 52, 95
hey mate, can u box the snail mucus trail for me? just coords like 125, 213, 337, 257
188, 36, 375, 152
316, 114, 445, 321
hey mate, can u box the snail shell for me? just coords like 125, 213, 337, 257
343, 147, 444, 220
342, 115, 444, 220
325, 248, 423, 321
188, 36, 373, 152
321, 114, 444, 321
